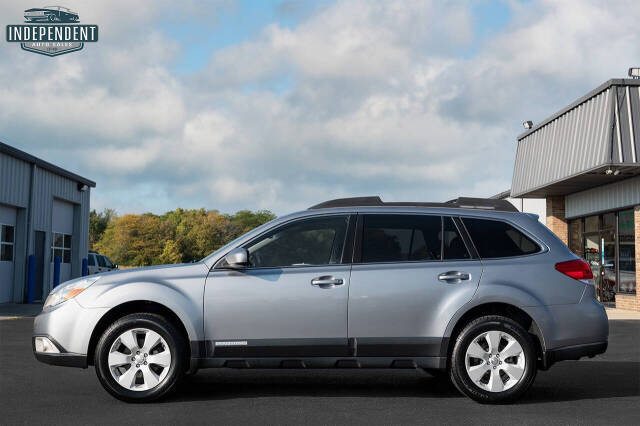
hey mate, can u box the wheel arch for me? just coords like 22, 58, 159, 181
443, 302, 546, 369
86, 300, 192, 367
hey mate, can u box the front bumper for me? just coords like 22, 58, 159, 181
32, 335, 87, 368
33, 299, 109, 368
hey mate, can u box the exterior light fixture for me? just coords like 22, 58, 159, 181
613, 169, 621, 176
77, 183, 89, 192
605, 169, 613, 175
523, 120, 533, 129
629, 68, 640, 79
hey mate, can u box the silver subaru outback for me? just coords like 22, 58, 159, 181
33, 197, 608, 404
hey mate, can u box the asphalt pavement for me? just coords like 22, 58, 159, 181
1, 317, 638, 426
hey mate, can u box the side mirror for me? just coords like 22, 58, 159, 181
222, 248, 249, 269
114, 264, 119, 269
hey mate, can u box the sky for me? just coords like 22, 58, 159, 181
1, 0, 639, 216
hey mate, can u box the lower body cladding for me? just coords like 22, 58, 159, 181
190, 337, 448, 370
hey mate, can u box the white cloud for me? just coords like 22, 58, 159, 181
1, 0, 640, 215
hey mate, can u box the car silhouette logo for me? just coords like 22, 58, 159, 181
24, 6, 80, 23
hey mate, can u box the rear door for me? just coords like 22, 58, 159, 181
348, 214, 483, 357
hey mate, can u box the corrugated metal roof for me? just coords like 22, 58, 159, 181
0, 140, 95, 187
512, 79, 640, 197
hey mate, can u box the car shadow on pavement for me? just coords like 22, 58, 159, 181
168, 360, 640, 403
170, 369, 463, 402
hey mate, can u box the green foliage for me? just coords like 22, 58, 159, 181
92, 208, 276, 267
159, 239, 182, 264
89, 208, 116, 249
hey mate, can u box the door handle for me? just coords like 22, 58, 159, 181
311, 276, 344, 288
438, 271, 471, 282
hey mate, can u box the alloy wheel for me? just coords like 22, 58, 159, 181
108, 328, 172, 391
464, 330, 526, 392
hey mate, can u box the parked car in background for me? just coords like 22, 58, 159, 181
33, 197, 608, 404
88, 251, 118, 274
24, 6, 79, 22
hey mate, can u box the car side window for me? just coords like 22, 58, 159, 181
103, 256, 114, 268
462, 217, 540, 258
88, 254, 95, 266
97, 255, 106, 267
361, 214, 442, 262
245, 215, 349, 268
442, 217, 470, 260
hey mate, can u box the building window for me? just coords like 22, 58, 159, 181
1, 224, 14, 262
585, 215, 599, 233
568, 218, 583, 257
618, 210, 636, 294
51, 232, 71, 264
602, 212, 616, 230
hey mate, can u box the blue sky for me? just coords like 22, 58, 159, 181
164, 0, 513, 73
1, 0, 638, 215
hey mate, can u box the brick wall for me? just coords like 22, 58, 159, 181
546, 196, 568, 245
614, 206, 640, 311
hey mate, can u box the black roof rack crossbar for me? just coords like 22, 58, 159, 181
308, 196, 518, 212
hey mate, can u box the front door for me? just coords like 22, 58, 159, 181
584, 231, 616, 302
348, 214, 482, 357
204, 214, 353, 357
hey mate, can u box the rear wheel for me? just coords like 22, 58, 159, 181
94, 313, 186, 402
450, 315, 537, 404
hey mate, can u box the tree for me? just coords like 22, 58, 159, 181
92, 208, 275, 266
159, 239, 183, 264
89, 208, 116, 249
228, 210, 276, 234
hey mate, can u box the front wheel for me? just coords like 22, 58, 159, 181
450, 315, 537, 404
94, 313, 186, 402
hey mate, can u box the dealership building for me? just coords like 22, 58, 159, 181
0, 141, 95, 303
508, 78, 640, 311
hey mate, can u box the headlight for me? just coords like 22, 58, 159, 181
43, 276, 100, 310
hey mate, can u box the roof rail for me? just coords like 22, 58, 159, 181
308, 196, 518, 212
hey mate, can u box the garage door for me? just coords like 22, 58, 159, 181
51, 199, 74, 285
0, 204, 17, 303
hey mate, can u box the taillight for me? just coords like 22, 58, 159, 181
555, 259, 593, 280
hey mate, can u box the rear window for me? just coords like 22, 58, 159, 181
361, 214, 442, 262
462, 218, 540, 258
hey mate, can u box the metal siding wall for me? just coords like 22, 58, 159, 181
512, 88, 614, 196
0, 152, 31, 208
31, 168, 91, 295
32, 168, 86, 230
0, 149, 92, 300
566, 175, 640, 218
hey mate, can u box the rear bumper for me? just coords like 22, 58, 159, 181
542, 341, 607, 369
32, 335, 88, 368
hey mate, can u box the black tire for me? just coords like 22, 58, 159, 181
450, 315, 537, 404
94, 313, 186, 402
